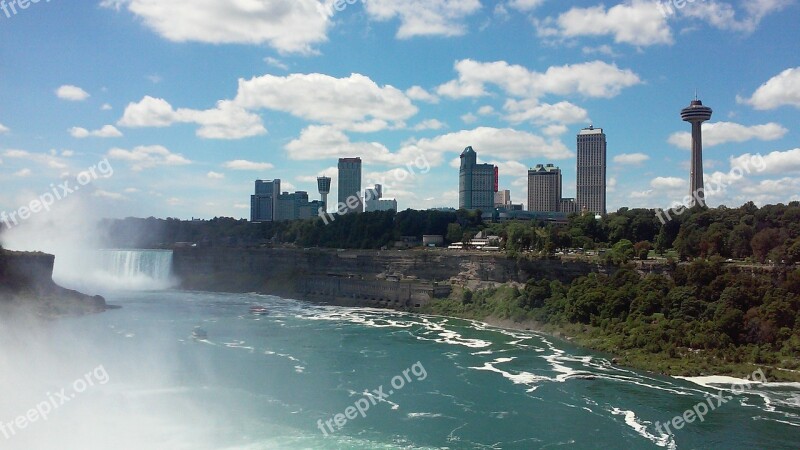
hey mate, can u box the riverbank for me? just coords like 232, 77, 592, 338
420, 290, 800, 383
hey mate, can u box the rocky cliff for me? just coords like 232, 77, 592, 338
0, 251, 108, 318
173, 247, 614, 300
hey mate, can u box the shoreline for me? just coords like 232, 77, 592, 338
409, 307, 800, 383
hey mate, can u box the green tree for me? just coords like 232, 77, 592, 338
634, 241, 652, 260
446, 223, 463, 244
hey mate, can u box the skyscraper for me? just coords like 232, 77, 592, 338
459, 146, 497, 211
317, 176, 331, 210
338, 157, 362, 214
681, 98, 713, 207
250, 179, 280, 222
527, 164, 562, 212
494, 190, 511, 208
576, 126, 607, 215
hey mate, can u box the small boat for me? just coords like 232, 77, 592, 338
249, 305, 269, 316
192, 327, 208, 340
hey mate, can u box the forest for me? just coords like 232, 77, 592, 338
425, 259, 800, 379
97, 201, 800, 265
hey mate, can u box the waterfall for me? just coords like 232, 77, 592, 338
54, 249, 176, 292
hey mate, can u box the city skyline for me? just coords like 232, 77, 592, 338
1, 2, 798, 222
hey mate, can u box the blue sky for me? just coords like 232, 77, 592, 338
0, 0, 798, 221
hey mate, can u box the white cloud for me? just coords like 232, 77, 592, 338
613, 153, 650, 165
413, 119, 445, 131
651, 176, 685, 190
461, 113, 478, 124
0, 123, 8, 134
207, 171, 225, 180
738, 67, 800, 110
730, 148, 800, 175
739, 177, 800, 198
679, 0, 791, 33
668, 122, 787, 149
405, 86, 440, 104
234, 73, 417, 132
488, 160, 529, 177
504, 98, 589, 124
542, 124, 568, 137
93, 190, 126, 200
107, 145, 191, 171
101, 104, 113, 111
3, 149, 67, 170
285, 125, 570, 169
56, 85, 90, 101
13, 169, 32, 178
118, 96, 267, 139
101, 0, 330, 54
582, 44, 620, 57
364, 0, 483, 39
223, 160, 274, 171
507, 0, 545, 12
118, 96, 180, 127
437, 59, 641, 100
69, 125, 123, 138
537, 0, 673, 47
146, 74, 162, 84
629, 190, 653, 199
285, 125, 425, 165
477, 106, 495, 116
264, 57, 289, 70
408, 127, 574, 162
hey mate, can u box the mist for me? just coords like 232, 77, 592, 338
1, 195, 175, 293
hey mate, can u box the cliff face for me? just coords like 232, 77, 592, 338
0, 251, 107, 318
2, 252, 57, 291
173, 248, 614, 304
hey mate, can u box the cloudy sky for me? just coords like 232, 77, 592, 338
0, 0, 798, 220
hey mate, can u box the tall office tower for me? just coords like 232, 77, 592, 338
576, 126, 607, 215
459, 146, 497, 211
527, 164, 562, 212
495, 190, 512, 208
681, 98, 713, 207
250, 179, 280, 222
317, 176, 331, 210
338, 157, 363, 214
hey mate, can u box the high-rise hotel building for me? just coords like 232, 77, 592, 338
527, 164, 562, 212
576, 126, 607, 215
338, 157, 363, 214
250, 179, 281, 222
459, 146, 497, 211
